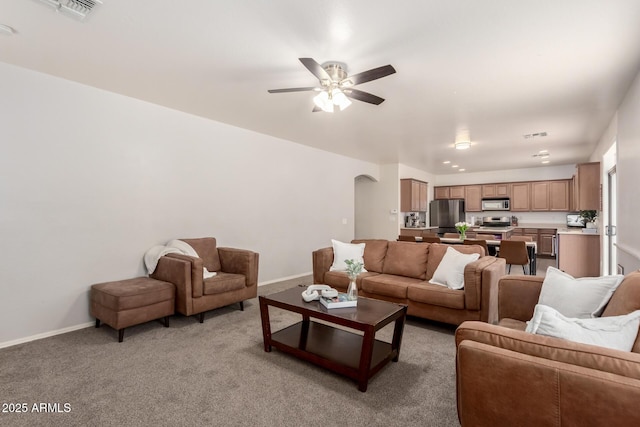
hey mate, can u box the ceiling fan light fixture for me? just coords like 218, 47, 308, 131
454, 141, 471, 150
313, 91, 334, 113
332, 88, 352, 111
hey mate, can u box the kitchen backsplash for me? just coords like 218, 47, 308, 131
467, 211, 570, 225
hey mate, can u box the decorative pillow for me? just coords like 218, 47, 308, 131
538, 267, 624, 318
329, 239, 367, 272
429, 246, 480, 290
526, 304, 640, 352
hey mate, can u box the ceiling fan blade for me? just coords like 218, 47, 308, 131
345, 65, 396, 86
299, 58, 331, 82
344, 88, 385, 105
268, 87, 317, 93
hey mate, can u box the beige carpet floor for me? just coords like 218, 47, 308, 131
0, 275, 462, 427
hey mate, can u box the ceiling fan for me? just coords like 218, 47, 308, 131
268, 58, 396, 112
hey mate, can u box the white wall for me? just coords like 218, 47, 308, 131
0, 62, 379, 346
434, 164, 576, 186
614, 68, 640, 274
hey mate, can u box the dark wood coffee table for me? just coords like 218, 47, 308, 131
259, 286, 407, 392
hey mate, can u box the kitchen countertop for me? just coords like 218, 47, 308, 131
557, 228, 600, 235
400, 226, 439, 230
473, 227, 514, 232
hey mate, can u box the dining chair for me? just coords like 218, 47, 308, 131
397, 235, 416, 242
498, 240, 530, 274
443, 233, 460, 238
463, 239, 489, 257
421, 236, 441, 243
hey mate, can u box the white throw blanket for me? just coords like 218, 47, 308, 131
144, 239, 217, 279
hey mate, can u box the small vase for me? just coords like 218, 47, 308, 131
459, 231, 466, 241
347, 277, 358, 301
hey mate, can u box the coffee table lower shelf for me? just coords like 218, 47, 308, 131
270, 321, 396, 385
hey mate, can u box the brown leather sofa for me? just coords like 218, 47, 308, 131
151, 238, 259, 323
312, 239, 506, 325
455, 271, 640, 427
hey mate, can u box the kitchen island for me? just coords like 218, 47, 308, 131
556, 228, 601, 277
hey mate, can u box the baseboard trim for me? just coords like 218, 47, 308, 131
0, 321, 94, 350
1, 274, 313, 349
258, 272, 312, 286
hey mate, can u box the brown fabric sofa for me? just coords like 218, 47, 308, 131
151, 238, 259, 323
455, 271, 640, 427
312, 239, 506, 325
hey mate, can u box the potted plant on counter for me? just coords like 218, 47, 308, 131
580, 210, 598, 228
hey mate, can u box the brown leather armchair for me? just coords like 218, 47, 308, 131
455, 271, 640, 426
151, 238, 259, 323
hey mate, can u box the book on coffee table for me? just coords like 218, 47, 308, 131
320, 293, 357, 309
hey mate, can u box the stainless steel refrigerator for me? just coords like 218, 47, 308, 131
429, 199, 465, 233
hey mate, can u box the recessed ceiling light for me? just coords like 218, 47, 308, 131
454, 141, 471, 150
0, 24, 16, 35
452, 165, 459, 168
458, 169, 466, 172
442, 160, 451, 164
541, 160, 550, 164
540, 154, 550, 159
539, 149, 548, 154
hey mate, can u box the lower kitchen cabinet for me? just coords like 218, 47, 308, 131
538, 229, 557, 256
557, 233, 600, 277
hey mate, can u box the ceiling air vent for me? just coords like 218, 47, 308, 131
37, 0, 102, 20
523, 132, 548, 139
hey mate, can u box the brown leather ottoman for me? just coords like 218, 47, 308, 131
90, 277, 175, 342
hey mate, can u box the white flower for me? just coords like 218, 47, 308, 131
455, 221, 472, 232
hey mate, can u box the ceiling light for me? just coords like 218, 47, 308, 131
459, 169, 466, 172
442, 161, 451, 164
0, 24, 16, 35
331, 88, 352, 111
454, 127, 472, 150
452, 164, 459, 168
541, 160, 550, 164
313, 88, 352, 113
313, 91, 334, 113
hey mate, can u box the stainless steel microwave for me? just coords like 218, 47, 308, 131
481, 199, 510, 211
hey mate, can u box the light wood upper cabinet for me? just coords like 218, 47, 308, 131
435, 179, 570, 213
434, 186, 449, 200
531, 181, 550, 211
482, 184, 497, 198
482, 183, 510, 198
549, 180, 570, 211
418, 181, 428, 211
401, 179, 428, 212
511, 182, 531, 211
496, 183, 510, 197
465, 185, 482, 212
574, 162, 600, 211
450, 186, 465, 199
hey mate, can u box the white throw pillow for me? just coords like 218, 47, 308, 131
329, 240, 367, 272
526, 304, 640, 352
429, 246, 480, 290
538, 267, 624, 318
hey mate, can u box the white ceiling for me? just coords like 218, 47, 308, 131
3, 0, 640, 174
